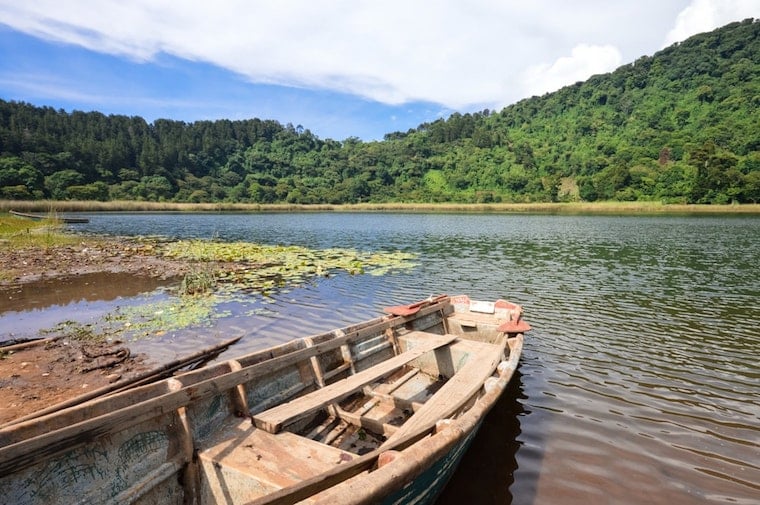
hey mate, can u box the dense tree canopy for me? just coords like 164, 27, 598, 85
1, 19, 758, 204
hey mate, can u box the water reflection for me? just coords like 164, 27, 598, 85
0, 272, 175, 314
437, 369, 534, 505
0, 273, 177, 339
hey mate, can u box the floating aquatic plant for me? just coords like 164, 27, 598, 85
32, 239, 417, 342
104, 295, 228, 341
161, 240, 417, 294
180, 269, 217, 295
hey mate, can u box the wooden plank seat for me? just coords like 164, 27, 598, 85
198, 417, 352, 503
253, 334, 457, 434
381, 338, 503, 447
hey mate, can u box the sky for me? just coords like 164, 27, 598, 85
0, 1, 757, 141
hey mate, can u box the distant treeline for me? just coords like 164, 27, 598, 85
1, 18, 758, 204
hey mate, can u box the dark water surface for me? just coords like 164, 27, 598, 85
2, 213, 758, 504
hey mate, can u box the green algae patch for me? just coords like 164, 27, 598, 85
41, 295, 227, 343
161, 240, 417, 294
106, 295, 228, 340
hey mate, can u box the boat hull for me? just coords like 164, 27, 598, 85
9, 209, 90, 223
381, 418, 482, 505
0, 295, 527, 505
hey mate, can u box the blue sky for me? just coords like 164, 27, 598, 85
0, 1, 757, 141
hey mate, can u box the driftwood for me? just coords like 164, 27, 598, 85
80, 347, 131, 372
0, 336, 59, 352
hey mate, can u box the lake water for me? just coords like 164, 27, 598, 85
2, 212, 759, 504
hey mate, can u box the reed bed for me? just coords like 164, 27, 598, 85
1, 199, 759, 214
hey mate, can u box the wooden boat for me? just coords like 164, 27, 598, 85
9, 209, 90, 224
0, 294, 529, 505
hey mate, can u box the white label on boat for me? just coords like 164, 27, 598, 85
470, 300, 495, 314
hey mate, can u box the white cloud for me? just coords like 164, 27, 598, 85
663, 0, 760, 47
0, 0, 756, 112
520, 44, 623, 99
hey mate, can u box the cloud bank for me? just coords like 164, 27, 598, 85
0, 0, 757, 112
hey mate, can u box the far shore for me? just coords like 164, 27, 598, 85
2, 199, 760, 215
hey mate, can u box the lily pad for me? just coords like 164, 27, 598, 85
160, 240, 417, 294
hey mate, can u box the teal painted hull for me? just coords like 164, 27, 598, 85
382, 420, 483, 505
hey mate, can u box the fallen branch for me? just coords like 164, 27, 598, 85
0, 336, 60, 352
81, 347, 130, 372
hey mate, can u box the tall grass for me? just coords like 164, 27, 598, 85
0, 212, 76, 249
1, 199, 759, 214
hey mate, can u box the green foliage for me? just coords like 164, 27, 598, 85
0, 19, 758, 204
180, 270, 217, 295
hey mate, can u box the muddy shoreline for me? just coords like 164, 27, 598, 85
0, 338, 149, 424
0, 236, 195, 287
0, 237, 199, 424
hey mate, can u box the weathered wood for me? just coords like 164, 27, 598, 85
381, 337, 503, 447
0, 336, 58, 352
255, 349, 528, 505
0, 295, 528, 505
199, 419, 349, 502
447, 310, 505, 326
364, 389, 424, 413
383, 294, 448, 316
372, 367, 419, 395
253, 334, 457, 434
246, 423, 438, 505
0, 322, 448, 474
0, 333, 357, 474
334, 405, 399, 438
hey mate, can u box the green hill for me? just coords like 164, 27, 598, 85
1, 18, 758, 204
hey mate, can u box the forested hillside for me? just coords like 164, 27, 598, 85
1, 18, 758, 204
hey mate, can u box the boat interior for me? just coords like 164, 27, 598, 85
0, 296, 521, 504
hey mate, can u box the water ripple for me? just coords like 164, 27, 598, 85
66, 213, 760, 504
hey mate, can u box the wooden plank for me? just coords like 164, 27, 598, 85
199, 419, 347, 491
372, 368, 419, 395
253, 334, 457, 434
380, 339, 503, 447
246, 424, 437, 505
334, 407, 399, 438
447, 310, 504, 325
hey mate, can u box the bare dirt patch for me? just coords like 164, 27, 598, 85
0, 237, 195, 286
0, 338, 149, 424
